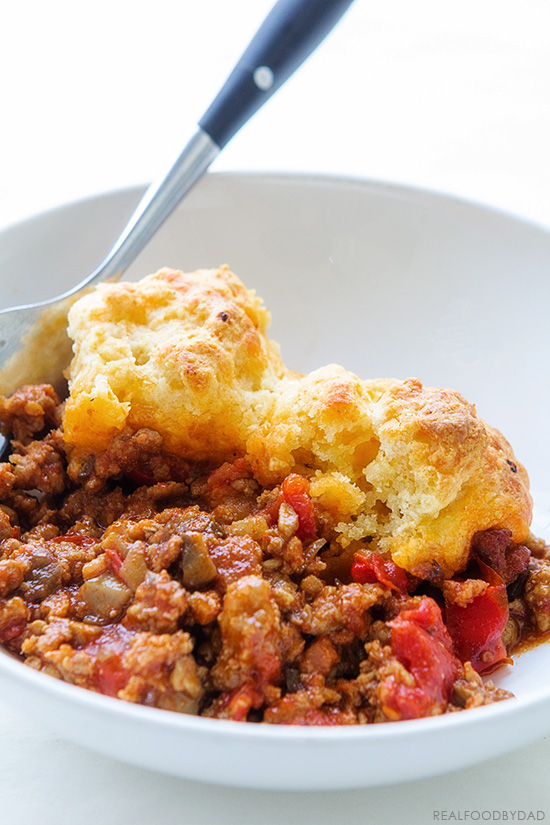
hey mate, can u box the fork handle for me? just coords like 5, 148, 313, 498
69, 0, 355, 293
199, 0, 355, 148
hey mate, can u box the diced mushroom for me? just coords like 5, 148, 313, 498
78, 572, 132, 620
181, 532, 217, 588
21, 550, 63, 601
117, 544, 149, 592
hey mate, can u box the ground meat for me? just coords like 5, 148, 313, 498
524, 560, 550, 632
264, 673, 354, 725
472, 528, 530, 584
123, 571, 187, 633
209, 575, 282, 720
0, 464, 15, 499
59, 487, 127, 531
297, 583, 384, 644
67, 428, 189, 492
442, 578, 488, 608
9, 433, 67, 494
300, 637, 340, 676
117, 631, 202, 713
21, 617, 103, 681
502, 598, 529, 650
524, 533, 550, 559
0, 558, 28, 597
0, 384, 546, 725
186, 589, 221, 625
208, 535, 263, 591
0, 596, 30, 642
0, 384, 61, 443
451, 662, 513, 709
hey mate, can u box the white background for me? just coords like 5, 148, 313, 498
1, 1, 550, 822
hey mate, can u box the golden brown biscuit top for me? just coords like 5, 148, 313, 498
64, 267, 286, 461
63, 266, 532, 578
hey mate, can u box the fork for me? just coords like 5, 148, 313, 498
0, 0, 355, 395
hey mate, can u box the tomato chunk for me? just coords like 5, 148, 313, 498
220, 645, 281, 722
351, 551, 409, 592
223, 681, 264, 722
86, 625, 133, 696
105, 546, 124, 576
94, 655, 130, 697
444, 562, 509, 673
281, 474, 317, 541
0, 618, 27, 643
382, 597, 459, 720
207, 457, 250, 491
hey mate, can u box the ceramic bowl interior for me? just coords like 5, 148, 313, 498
0, 173, 549, 789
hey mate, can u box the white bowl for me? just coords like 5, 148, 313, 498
0, 172, 549, 790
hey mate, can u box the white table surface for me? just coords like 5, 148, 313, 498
1, 1, 550, 821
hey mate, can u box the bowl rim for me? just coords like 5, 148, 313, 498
2, 169, 550, 245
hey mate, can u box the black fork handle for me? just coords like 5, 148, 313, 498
199, 0, 355, 149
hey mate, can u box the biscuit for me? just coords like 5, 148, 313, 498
63, 267, 532, 578
246, 368, 531, 577
64, 266, 285, 462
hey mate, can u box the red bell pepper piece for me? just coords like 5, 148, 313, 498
382, 597, 460, 720
351, 551, 409, 593
281, 474, 317, 542
444, 561, 510, 674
